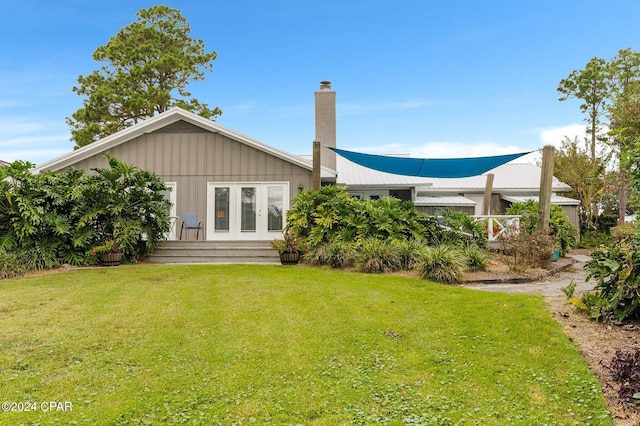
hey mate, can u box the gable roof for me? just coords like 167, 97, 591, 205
339, 156, 571, 192
33, 108, 334, 175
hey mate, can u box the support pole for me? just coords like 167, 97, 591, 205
482, 173, 494, 216
537, 145, 555, 232
312, 141, 321, 191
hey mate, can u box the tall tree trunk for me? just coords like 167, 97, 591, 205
619, 168, 628, 223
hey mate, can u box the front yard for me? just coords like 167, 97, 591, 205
0, 264, 611, 424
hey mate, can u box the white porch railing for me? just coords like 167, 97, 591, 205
473, 215, 521, 243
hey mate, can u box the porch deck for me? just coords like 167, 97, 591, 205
148, 240, 280, 264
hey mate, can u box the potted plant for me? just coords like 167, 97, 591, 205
270, 232, 305, 265
91, 219, 139, 266
91, 239, 123, 266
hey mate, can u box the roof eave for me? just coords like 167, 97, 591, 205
33, 108, 316, 173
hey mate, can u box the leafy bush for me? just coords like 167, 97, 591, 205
417, 245, 466, 284
286, 186, 486, 255
356, 238, 401, 273
595, 214, 618, 234
578, 230, 612, 249
584, 237, 640, 321
0, 157, 170, 273
439, 209, 488, 249
561, 280, 577, 298
506, 200, 578, 256
568, 291, 612, 322
605, 349, 640, 407
499, 227, 555, 273
610, 224, 639, 241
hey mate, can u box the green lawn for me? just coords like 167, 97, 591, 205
0, 264, 611, 425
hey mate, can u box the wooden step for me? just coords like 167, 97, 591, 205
147, 240, 280, 264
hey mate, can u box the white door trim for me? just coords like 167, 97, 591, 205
206, 182, 289, 241
164, 182, 178, 240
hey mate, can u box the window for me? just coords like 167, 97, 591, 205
215, 187, 230, 232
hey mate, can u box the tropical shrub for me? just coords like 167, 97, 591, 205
505, 200, 578, 256
417, 245, 466, 284
286, 186, 490, 279
82, 155, 171, 262
439, 209, 488, 249
0, 157, 170, 275
584, 237, 640, 321
578, 230, 612, 249
286, 186, 486, 252
568, 291, 611, 322
610, 224, 639, 241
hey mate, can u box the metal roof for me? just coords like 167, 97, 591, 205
414, 195, 476, 206
501, 194, 580, 206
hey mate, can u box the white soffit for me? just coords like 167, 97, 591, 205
500, 194, 580, 206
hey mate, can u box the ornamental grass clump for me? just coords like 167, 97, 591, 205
395, 239, 428, 270
306, 241, 356, 269
463, 245, 490, 272
417, 244, 466, 284
356, 238, 402, 273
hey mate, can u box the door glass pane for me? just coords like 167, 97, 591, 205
241, 187, 256, 232
267, 186, 284, 231
214, 187, 230, 232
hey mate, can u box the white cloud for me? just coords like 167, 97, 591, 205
539, 124, 587, 147
3, 148, 69, 164
0, 114, 70, 163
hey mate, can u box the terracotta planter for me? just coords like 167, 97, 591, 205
100, 251, 123, 266
279, 251, 300, 265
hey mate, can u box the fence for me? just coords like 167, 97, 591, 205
473, 215, 521, 244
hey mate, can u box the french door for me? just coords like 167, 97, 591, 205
206, 182, 289, 240
161, 182, 177, 240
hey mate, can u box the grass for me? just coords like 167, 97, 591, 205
0, 264, 611, 425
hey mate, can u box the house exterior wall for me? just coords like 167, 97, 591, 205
560, 205, 579, 230
56, 121, 313, 238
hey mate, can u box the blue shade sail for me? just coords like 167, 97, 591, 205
330, 147, 532, 178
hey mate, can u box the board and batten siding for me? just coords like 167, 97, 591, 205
60, 123, 313, 238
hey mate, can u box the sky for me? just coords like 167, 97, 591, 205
2, 0, 640, 165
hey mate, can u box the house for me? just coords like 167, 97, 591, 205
33, 106, 337, 242
33, 81, 579, 245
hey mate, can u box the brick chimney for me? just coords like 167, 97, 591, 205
315, 81, 336, 171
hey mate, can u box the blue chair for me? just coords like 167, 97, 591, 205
179, 212, 202, 240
